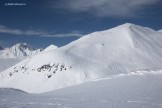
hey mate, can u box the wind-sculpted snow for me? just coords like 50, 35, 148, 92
0, 23, 162, 93
0, 71, 162, 108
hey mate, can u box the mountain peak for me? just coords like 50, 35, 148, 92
44, 44, 58, 51
0, 43, 41, 58
11, 43, 34, 51
106, 23, 156, 36
115, 23, 142, 30
121, 23, 134, 27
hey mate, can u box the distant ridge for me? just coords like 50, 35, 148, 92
0, 43, 42, 58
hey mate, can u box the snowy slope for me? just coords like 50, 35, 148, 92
43, 44, 58, 51
0, 23, 162, 93
0, 58, 23, 72
44, 71, 162, 108
0, 71, 162, 108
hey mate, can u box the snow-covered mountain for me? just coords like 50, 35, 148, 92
0, 23, 162, 93
43, 44, 58, 51
0, 43, 42, 72
0, 43, 42, 58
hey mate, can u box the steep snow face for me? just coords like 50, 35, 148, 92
0, 43, 41, 58
0, 23, 162, 93
43, 44, 58, 51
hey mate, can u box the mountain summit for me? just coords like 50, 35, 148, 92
0, 23, 162, 93
43, 44, 58, 51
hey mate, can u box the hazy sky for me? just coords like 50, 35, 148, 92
0, 0, 162, 48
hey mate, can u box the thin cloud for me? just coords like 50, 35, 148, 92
55, 0, 161, 17
0, 25, 23, 35
0, 25, 83, 37
42, 33, 83, 37
0, 25, 47, 36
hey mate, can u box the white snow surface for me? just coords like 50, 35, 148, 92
0, 71, 162, 108
0, 23, 162, 93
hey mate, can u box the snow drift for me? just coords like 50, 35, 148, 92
0, 23, 162, 93
1, 71, 162, 108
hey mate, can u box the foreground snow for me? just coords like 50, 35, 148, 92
0, 71, 162, 108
